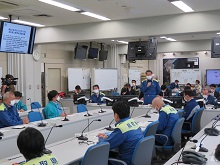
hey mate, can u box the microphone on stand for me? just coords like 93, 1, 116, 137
31, 102, 46, 127
130, 106, 136, 118
77, 119, 101, 140
142, 108, 152, 118
43, 124, 63, 154
98, 103, 106, 113
77, 96, 92, 117
27, 98, 33, 112
196, 134, 209, 152
57, 100, 69, 121
104, 119, 115, 131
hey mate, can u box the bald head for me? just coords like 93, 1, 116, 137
152, 97, 165, 111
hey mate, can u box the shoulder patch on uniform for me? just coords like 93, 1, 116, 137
142, 79, 147, 82
153, 79, 158, 82
100, 92, 105, 96
0, 104, 6, 111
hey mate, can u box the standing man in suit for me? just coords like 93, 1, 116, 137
140, 70, 161, 105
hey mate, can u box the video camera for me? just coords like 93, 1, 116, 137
1, 74, 18, 86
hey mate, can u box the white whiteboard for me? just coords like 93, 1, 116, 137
129, 69, 141, 85
91, 68, 118, 90
68, 68, 90, 91
170, 69, 201, 85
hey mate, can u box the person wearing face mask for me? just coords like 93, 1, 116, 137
14, 91, 28, 112
194, 80, 202, 96
0, 91, 29, 128
131, 80, 140, 91
121, 83, 136, 95
159, 85, 172, 97
152, 97, 178, 146
210, 84, 220, 100
44, 90, 66, 119
140, 70, 161, 105
90, 84, 105, 104
202, 87, 218, 108
170, 80, 180, 90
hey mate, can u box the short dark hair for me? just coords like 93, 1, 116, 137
124, 83, 131, 88
215, 144, 220, 161
112, 101, 130, 119
183, 90, 194, 97
196, 80, 200, 84
186, 83, 191, 87
175, 80, 179, 83
14, 91, 22, 98
93, 84, 99, 89
145, 70, 152, 74
132, 80, 136, 83
210, 84, 216, 88
17, 127, 45, 160
75, 85, 81, 90
161, 85, 167, 90
47, 90, 58, 101
121, 87, 128, 94
184, 86, 191, 90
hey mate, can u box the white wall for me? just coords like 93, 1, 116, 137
0, 53, 8, 77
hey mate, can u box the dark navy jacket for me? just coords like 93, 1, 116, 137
183, 99, 200, 121
90, 92, 105, 103
205, 95, 218, 107
170, 82, 179, 90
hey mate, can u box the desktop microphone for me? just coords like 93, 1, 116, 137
27, 98, 33, 112
204, 114, 220, 136
31, 102, 46, 127
98, 103, 106, 113
77, 119, 101, 140
196, 134, 209, 152
43, 124, 63, 154
77, 97, 92, 117
57, 100, 69, 121
105, 119, 115, 131
142, 108, 152, 118
130, 106, 136, 118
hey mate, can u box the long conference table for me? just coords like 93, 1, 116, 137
0, 110, 159, 165
0, 105, 152, 160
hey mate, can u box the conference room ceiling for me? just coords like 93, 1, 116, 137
0, 0, 220, 27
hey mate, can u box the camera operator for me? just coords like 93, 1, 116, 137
1, 74, 17, 95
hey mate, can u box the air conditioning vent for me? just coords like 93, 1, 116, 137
0, 0, 20, 10
33, 14, 52, 17
1, 0, 19, 6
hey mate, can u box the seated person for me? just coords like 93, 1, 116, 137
98, 101, 143, 165
14, 91, 28, 112
183, 90, 200, 121
194, 80, 202, 96
131, 80, 140, 91
215, 144, 220, 161
152, 97, 179, 146
202, 87, 218, 108
90, 84, 105, 104
210, 84, 220, 100
170, 80, 179, 90
44, 90, 66, 119
159, 85, 172, 97
13, 127, 59, 165
74, 85, 85, 95
121, 83, 136, 95
0, 92, 29, 128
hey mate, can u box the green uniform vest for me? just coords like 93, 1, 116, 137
21, 154, 59, 165
116, 119, 140, 134
160, 105, 177, 114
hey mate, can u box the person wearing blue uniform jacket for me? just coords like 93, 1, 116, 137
183, 90, 200, 121
202, 87, 218, 108
140, 70, 161, 105
44, 90, 66, 119
90, 84, 105, 104
170, 80, 180, 90
98, 101, 143, 165
14, 91, 28, 112
0, 91, 29, 128
152, 97, 179, 146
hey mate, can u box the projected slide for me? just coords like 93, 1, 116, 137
206, 70, 220, 85
0, 22, 31, 53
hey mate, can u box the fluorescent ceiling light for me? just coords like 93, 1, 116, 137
166, 37, 177, 42
81, 12, 111, 21
160, 36, 167, 39
117, 41, 128, 44
0, 16, 8, 20
38, 0, 80, 12
111, 40, 115, 41
170, 0, 194, 12
12, 20, 45, 27
217, 32, 220, 35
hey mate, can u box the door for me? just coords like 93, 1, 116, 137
45, 64, 64, 104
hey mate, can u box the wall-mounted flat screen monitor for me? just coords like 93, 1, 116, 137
211, 37, 220, 58
206, 69, 220, 85
75, 44, 88, 60
0, 21, 36, 54
99, 50, 108, 61
88, 47, 98, 59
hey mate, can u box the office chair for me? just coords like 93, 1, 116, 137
81, 142, 110, 165
177, 110, 184, 118
77, 104, 88, 113
31, 102, 42, 109
28, 111, 44, 122
143, 120, 159, 137
109, 136, 155, 165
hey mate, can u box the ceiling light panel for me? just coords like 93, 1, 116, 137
12, 20, 45, 27
170, 0, 194, 12
81, 12, 111, 21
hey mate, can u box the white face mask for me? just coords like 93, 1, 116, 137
57, 96, 61, 102
93, 89, 99, 94
203, 95, 208, 99
146, 76, 152, 80
210, 89, 215, 93
14, 100, 20, 104
10, 100, 16, 106
162, 90, 165, 92
132, 83, 136, 86
184, 97, 188, 102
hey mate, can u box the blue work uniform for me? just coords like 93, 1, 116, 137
140, 79, 161, 105
101, 118, 143, 165
15, 100, 28, 111
90, 92, 105, 104
21, 154, 59, 165
183, 99, 200, 121
156, 104, 179, 146
205, 95, 218, 108
44, 101, 62, 119
170, 82, 179, 90
0, 103, 23, 128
